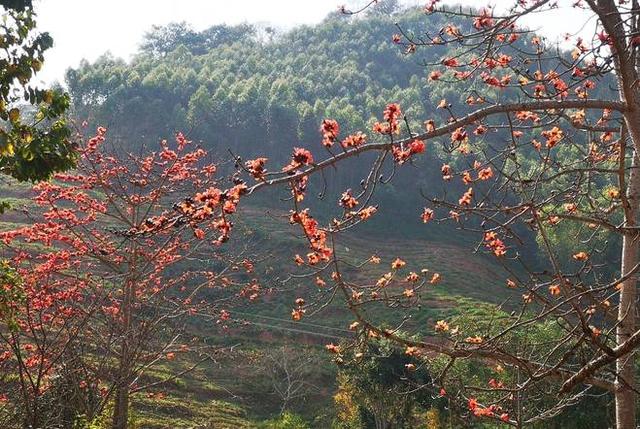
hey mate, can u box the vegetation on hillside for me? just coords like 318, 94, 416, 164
3, 0, 640, 428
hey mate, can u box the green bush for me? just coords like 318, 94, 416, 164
260, 412, 310, 429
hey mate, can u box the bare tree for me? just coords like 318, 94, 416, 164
262, 345, 322, 414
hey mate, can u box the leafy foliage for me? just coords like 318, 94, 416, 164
0, 3, 76, 182
334, 337, 433, 429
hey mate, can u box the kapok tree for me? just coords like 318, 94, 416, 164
0, 128, 257, 428
187, 1, 640, 427
114, 0, 640, 426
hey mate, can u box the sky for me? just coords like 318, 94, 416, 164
32, 0, 594, 86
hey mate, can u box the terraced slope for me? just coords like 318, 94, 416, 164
0, 184, 512, 426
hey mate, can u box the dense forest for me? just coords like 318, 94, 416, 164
65, 7, 452, 222
1, 0, 639, 428
65, 3, 619, 268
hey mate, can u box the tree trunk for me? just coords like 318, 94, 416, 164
616, 144, 640, 429
617, 238, 637, 429
593, 0, 640, 422
112, 277, 135, 429
111, 347, 132, 429
112, 384, 130, 429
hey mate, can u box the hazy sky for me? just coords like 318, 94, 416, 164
32, 0, 594, 86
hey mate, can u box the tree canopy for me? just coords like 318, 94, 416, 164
0, 2, 75, 182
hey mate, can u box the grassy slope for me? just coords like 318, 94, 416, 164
0, 185, 512, 427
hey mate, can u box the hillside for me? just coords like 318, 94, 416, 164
3, 0, 638, 426
0, 173, 513, 427
0, 8, 532, 426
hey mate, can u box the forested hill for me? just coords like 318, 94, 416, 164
64, 6, 471, 240
62, 4, 609, 262
63, 3, 612, 169
66, 7, 451, 157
